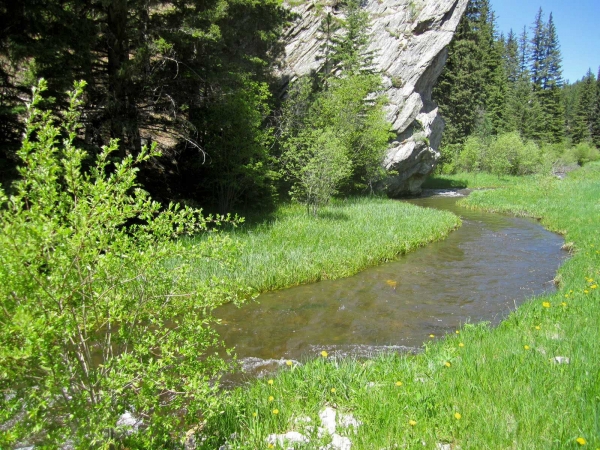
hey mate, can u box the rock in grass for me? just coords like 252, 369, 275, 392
267, 431, 309, 447
552, 356, 570, 364
320, 407, 337, 434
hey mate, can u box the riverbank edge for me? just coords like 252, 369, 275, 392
200, 163, 600, 449
190, 196, 461, 297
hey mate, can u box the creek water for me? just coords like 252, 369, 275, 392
215, 191, 566, 379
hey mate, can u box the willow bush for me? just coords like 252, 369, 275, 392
0, 81, 242, 448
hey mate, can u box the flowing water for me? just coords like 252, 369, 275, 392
215, 191, 566, 379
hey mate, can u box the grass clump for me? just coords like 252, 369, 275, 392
200, 163, 600, 449
189, 196, 460, 295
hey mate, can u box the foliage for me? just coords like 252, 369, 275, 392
278, 0, 391, 214
0, 81, 243, 448
0, 0, 290, 210
200, 163, 600, 449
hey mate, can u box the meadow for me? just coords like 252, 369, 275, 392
199, 162, 600, 449
188, 197, 460, 296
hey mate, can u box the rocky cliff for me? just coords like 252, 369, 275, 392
279, 0, 468, 196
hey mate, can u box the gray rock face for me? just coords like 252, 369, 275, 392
279, 0, 468, 196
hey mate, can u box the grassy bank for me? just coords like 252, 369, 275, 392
189, 197, 460, 295
199, 164, 600, 449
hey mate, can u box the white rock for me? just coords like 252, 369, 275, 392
267, 431, 309, 446
116, 411, 142, 435
320, 407, 337, 435
320, 433, 353, 450
553, 356, 570, 364
338, 412, 362, 430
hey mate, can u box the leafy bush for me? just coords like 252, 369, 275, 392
570, 142, 600, 165
456, 135, 484, 173
0, 81, 242, 448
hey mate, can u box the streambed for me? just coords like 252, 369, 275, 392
215, 191, 566, 378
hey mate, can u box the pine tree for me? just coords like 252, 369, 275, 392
571, 70, 597, 144
434, 0, 488, 145
592, 67, 600, 148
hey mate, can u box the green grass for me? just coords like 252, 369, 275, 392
422, 171, 536, 189
189, 196, 460, 295
199, 163, 600, 449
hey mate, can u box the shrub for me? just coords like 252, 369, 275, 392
456, 135, 484, 173
0, 81, 242, 447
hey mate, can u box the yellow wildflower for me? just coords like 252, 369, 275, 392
524, 345, 530, 350
535, 326, 541, 330
592, 285, 597, 289
429, 334, 435, 338
252, 412, 257, 418
444, 361, 451, 368
272, 409, 279, 415
585, 290, 589, 294
395, 381, 403, 386
330, 388, 336, 393
268, 444, 274, 449
454, 412, 462, 420
542, 302, 551, 308
576, 437, 586, 445
286, 360, 293, 366
458, 343, 465, 347
268, 396, 274, 402
321, 351, 328, 358
268, 379, 273, 385
561, 302, 567, 307
455, 330, 460, 334
409, 420, 417, 426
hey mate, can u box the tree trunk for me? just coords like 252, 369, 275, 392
106, 0, 140, 157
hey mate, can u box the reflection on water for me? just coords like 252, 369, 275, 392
215, 193, 565, 376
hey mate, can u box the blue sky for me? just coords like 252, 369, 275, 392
490, 0, 600, 84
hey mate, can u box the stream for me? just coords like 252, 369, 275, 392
215, 191, 566, 380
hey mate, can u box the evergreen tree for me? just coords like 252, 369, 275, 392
434, 0, 488, 145
571, 70, 597, 144
592, 67, 600, 148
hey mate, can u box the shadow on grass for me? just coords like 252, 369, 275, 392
422, 176, 469, 189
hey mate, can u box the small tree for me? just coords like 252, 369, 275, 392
0, 81, 242, 448
284, 128, 351, 215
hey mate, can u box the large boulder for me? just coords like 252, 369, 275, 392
279, 0, 468, 196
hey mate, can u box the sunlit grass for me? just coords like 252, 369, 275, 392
200, 163, 600, 449
188, 196, 460, 295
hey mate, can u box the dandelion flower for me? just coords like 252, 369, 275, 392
286, 360, 293, 366
268, 396, 274, 402
454, 412, 462, 420
268, 444, 274, 449
409, 420, 417, 426
458, 343, 465, 347
268, 379, 274, 385
455, 330, 460, 334
524, 345, 530, 350
584, 290, 589, 294
252, 412, 257, 417
429, 334, 435, 338
272, 409, 279, 415
562, 302, 567, 307
542, 302, 551, 308
330, 388, 336, 393
535, 326, 541, 330
321, 351, 328, 358
444, 361, 451, 368
592, 285, 597, 289
576, 437, 586, 445
395, 381, 403, 386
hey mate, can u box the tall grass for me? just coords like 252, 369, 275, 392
189, 197, 460, 295
200, 163, 600, 449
